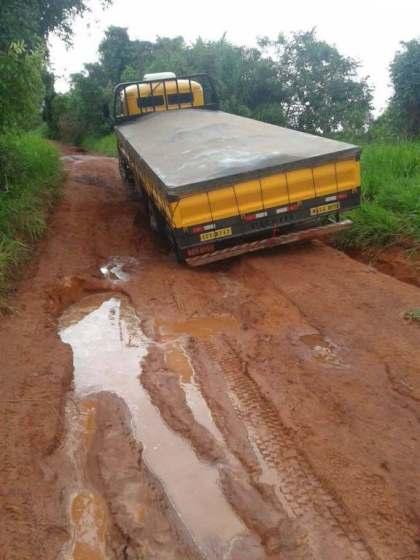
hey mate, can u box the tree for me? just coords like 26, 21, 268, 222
52, 27, 373, 143
0, 0, 112, 135
260, 30, 373, 135
390, 39, 420, 137
0, 42, 45, 132
0, 0, 105, 51
98, 27, 137, 85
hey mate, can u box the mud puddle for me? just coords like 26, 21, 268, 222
59, 293, 253, 559
299, 333, 345, 368
100, 256, 138, 282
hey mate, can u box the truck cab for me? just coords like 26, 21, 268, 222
117, 72, 208, 118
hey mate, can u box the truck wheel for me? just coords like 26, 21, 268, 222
170, 232, 185, 263
119, 157, 139, 200
147, 198, 159, 232
147, 198, 167, 237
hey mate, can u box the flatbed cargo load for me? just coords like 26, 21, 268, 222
116, 109, 360, 197
114, 73, 361, 265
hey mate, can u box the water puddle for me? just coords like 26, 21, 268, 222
61, 155, 112, 163
159, 315, 239, 338
100, 257, 138, 282
164, 342, 224, 444
59, 294, 250, 559
300, 333, 345, 367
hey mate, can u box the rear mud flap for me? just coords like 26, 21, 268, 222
186, 219, 353, 267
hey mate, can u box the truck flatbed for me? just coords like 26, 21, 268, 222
116, 108, 360, 198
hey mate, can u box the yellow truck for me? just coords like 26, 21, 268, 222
114, 72, 361, 265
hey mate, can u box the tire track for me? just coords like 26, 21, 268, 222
202, 339, 375, 560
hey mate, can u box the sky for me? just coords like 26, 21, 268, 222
49, 0, 420, 114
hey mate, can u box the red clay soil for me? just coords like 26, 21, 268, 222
0, 148, 420, 560
344, 244, 420, 288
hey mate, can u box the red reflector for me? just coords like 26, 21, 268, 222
288, 204, 299, 212
192, 225, 204, 233
337, 193, 348, 200
243, 214, 257, 221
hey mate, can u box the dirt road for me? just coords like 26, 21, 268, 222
1, 150, 419, 560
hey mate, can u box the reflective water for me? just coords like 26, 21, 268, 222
164, 341, 224, 444
100, 256, 138, 282
59, 294, 248, 559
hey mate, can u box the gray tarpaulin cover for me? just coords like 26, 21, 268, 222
116, 109, 360, 199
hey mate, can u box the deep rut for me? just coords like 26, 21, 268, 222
200, 339, 374, 560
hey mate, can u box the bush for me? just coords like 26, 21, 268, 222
82, 133, 117, 157
0, 132, 62, 304
339, 141, 420, 249
0, 42, 45, 133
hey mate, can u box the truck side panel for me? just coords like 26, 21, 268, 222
170, 159, 360, 229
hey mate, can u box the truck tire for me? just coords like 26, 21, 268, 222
147, 197, 167, 237
170, 234, 185, 263
119, 156, 140, 200
146, 196, 184, 263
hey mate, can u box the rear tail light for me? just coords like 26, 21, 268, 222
191, 223, 215, 234
337, 193, 348, 200
243, 211, 268, 221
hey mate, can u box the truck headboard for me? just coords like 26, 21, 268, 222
113, 73, 219, 123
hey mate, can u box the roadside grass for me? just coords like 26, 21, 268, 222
82, 133, 117, 157
0, 132, 62, 310
404, 308, 420, 322
339, 141, 420, 250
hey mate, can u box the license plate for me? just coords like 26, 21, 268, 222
310, 202, 340, 216
200, 227, 232, 241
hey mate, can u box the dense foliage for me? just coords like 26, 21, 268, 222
49, 28, 373, 143
339, 142, 420, 248
0, 0, 111, 51
0, 42, 45, 133
0, 0, 109, 135
0, 0, 97, 304
389, 40, 420, 138
0, 133, 61, 306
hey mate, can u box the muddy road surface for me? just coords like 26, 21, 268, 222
1, 149, 420, 560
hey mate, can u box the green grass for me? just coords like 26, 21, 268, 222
404, 308, 420, 322
339, 141, 420, 250
82, 133, 117, 157
0, 132, 62, 309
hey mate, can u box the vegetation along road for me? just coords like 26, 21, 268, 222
0, 147, 419, 560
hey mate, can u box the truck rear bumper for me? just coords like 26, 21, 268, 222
185, 219, 353, 266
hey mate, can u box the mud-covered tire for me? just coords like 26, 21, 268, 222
146, 197, 167, 237
169, 232, 185, 263
146, 197, 184, 263
119, 156, 141, 200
